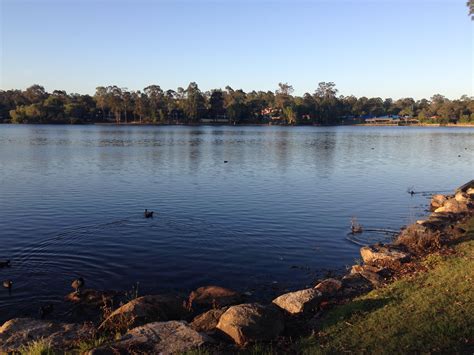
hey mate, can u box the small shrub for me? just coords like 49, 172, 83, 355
395, 229, 442, 255
75, 336, 109, 352
19, 338, 54, 355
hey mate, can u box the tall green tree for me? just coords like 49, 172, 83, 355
184, 82, 206, 122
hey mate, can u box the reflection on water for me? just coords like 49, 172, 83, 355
0, 125, 473, 322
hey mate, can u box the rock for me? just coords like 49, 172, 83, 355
431, 194, 448, 210
350, 265, 387, 287
65, 289, 117, 307
272, 288, 322, 314
190, 308, 227, 333
216, 303, 284, 346
0, 318, 93, 352
359, 270, 384, 287
314, 278, 342, 297
360, 244, 410, 267
99, 295, 185, 332
350, 264, 382, 274
434, 198, 469, 214
187, 285, 241, 311
467, 187, 474, 196
455, 192, 470, 203
340, 273, 373, 298
456, 179, 474, 193
91, 321, 209, 354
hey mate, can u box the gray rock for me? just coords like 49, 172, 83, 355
99, 294, 185, 332
272, 288, 322, 314
187, 285, 241, 311
434, 198, 469, 214
314, 278, 343, 297
431, 194, 448, 210
360, 244, 410, 266
0, 318, 93, 352
358, 270, 384, 287
190, 308, 227, 333
455, 192, 470, 203
216, 303, 284, 346
91, 321, 209, 354
456, 179, 474, 193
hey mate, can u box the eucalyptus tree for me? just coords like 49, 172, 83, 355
313, 82, 339, 124
24, 84, 47, 104
209, 89, 226, 120
184, 82, 206, 122
224, 87, 249, 124
275, 82, 294, 119
105, 86, 123, 124
94, 86, 108, 120
144, 85, 165, 122
132, 91, 148, 123
121, 89, 132, 123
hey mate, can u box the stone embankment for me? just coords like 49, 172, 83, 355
1, 180, 473, 353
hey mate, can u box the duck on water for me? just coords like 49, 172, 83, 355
71, 277, 84, 295
144, 209, 154, 218
3, 280, 13, 289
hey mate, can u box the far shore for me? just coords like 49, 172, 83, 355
2, 122, 474, 128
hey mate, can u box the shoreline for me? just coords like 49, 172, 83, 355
1, 181, 473, 352
1, 122, 474, 128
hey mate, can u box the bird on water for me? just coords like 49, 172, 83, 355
0, 260, 10, 268
3, 280, 13, 289
351, 217, 363, 234
71, 277, 84, 295
144, 209, 154, 218
39, 304, 54, 319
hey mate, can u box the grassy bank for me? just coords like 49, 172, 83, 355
299, 217, 474, 354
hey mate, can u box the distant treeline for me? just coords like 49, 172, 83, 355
1, 82, 473, 125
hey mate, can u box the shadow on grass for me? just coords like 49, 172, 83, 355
317, 297, 393, 330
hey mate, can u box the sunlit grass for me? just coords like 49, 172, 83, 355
18, 338, 54, 355
298, 217, 474, 354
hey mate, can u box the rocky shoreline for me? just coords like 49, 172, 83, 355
1, 180, 473, 354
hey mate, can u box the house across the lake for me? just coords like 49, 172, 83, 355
201, 115, 229, 124
365, 116, 419, 125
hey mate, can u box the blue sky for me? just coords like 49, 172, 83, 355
1, 0, 472, 99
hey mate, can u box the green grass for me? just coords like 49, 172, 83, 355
18, 338, 55, 355
299, 217, 474, 354
74, 336, 110, 353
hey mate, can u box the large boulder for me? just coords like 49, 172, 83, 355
434, 198, 469, 214
190, 308, 227, 333
358, 270, 384, 288
455, 192, 470, 203
467, 187, 474, 197
456, 179, 474, 193
341, 273, 373, 297
360, 244, 410, 267
187, 286, 241, 312
431, 194, 448, 210
99, 295, 185, 332
314, 278, 343, 297
216, 303, 284, 346
0, 318, 94, 352
91, 321, 210, 354
272, 288, 322, 314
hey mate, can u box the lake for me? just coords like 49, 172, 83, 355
0, 125, 472, 322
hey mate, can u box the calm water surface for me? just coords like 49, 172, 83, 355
0, 125, 473, 321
